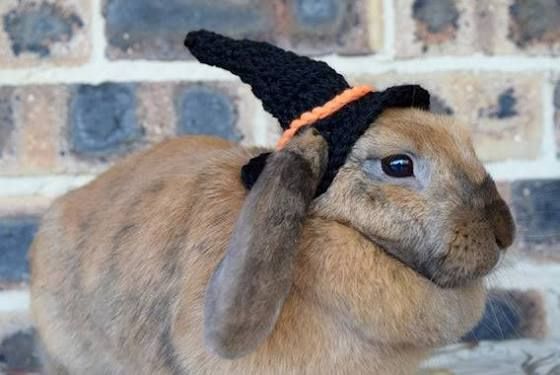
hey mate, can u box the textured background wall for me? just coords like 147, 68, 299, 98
0, 0, 559, 373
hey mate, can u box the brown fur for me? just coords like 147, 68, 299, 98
204, 129, 328, 358
30, 109, 514, 374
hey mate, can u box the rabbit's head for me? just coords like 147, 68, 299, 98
186, 30, 515, 359
313, 108, 515, 288
203, 111, 514, 359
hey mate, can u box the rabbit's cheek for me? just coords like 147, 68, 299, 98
423, 224, 501, 288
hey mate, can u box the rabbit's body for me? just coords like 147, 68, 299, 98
31, 109, 512, 374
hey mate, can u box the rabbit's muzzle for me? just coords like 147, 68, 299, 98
422, 197, 515, 288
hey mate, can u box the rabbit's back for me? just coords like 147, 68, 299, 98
30, 136, 253, 374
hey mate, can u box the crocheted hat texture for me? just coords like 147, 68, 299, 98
184, 30, 431, 195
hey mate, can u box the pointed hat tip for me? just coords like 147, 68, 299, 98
184, 29, 211, 50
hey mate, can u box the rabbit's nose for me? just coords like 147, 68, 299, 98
495, 233, 508, 250
486, 199, 515, 250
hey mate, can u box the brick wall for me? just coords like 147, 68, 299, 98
0, 0, 559, 372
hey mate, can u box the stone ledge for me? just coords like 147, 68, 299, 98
421, 338, 560, 374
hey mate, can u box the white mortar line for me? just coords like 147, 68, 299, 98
485, 160, 560, 181
0, 175, 95, 198
322, 55, 560, 75
1, 56, 560, 86
490, 260, 560, 291
541, 78, 558, 162
90, 0, 107, 65
0, 61, 237, 85
251, 107, 273, 147
382, 0, 396, 60
0, 290, 29, 312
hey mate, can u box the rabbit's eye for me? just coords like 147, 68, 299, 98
381, 155, 414, 178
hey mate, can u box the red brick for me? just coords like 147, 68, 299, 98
0, 87, 18, 173
505, 0, 560, 55
511, 179, 560, 260
139, 81, 260, 147
395, 0, 560, 58
0, 81, 265, 176
103, 0, 377, 60
103, 0, 278, 60
19, 86, 67, 173
0, 85, 65, 176
394, 0, 487, 57
0, 197, 48, 288
0, 0, 91, 68
274, 0, 376, 55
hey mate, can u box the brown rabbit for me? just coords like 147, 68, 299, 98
30, 106, 514, 374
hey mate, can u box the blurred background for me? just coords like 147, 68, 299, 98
0, 0, 559, 373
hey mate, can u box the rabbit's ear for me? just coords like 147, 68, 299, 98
204, 129, 327, 359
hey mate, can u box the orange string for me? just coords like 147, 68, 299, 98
276, 85, 374, 150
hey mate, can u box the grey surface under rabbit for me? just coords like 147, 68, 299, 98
30, 109, 514, 374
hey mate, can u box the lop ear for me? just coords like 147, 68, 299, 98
204, 128, 328, 359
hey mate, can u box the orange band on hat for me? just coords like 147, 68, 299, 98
276, 85, 374, 150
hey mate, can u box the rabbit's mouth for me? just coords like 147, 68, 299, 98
371, 236, 500, 289
425, 245, 501, 288
368, 237, 446, 286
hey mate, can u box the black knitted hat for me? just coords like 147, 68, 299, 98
184, 30, 430, 195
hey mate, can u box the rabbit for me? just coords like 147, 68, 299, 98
30, 107, 515, 375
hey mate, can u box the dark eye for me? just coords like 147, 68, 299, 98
381, 154, 414, 178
